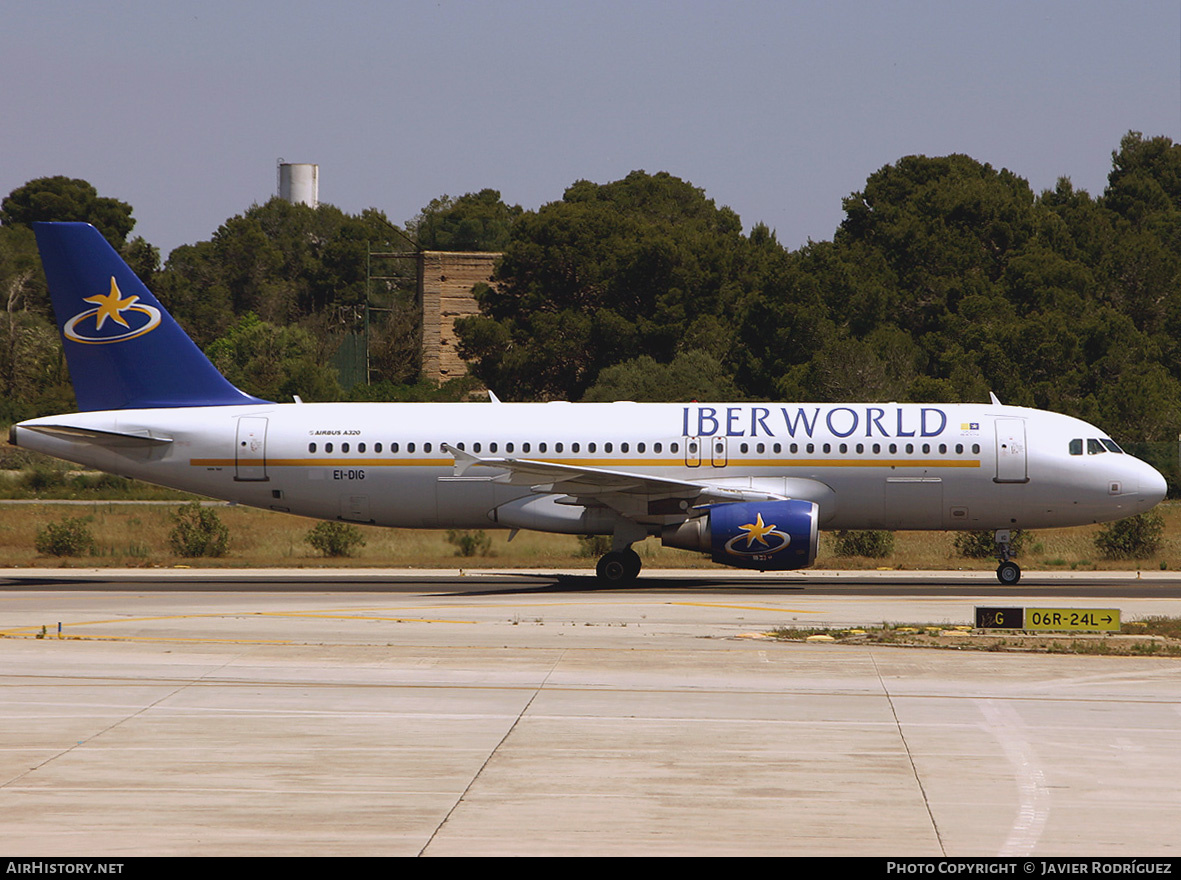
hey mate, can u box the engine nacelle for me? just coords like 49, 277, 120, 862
661, 499, 819, 571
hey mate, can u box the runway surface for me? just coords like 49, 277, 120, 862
0, 568, 1179, 856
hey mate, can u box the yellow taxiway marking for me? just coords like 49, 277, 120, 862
670, 601, 822, 613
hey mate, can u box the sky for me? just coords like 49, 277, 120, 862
2, 1, 1179, 258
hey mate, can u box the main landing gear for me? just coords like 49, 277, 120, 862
596, 547, 642, 585
994, 529, 1021, 585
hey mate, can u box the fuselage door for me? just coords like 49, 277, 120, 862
994, 418, 1028, 483
684, 436, 701, 468
235, 416, 269, 481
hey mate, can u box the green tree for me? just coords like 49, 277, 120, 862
456, 171, 765, 400
410, 189, 521, 251
581, 349, 742, 402
1, 176, 135, 248
206, 313, 342, 402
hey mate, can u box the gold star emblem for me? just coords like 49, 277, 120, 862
84, 277, 139, 331
739, 512, 777, 547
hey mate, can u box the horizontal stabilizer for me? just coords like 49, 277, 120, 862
15, 424, 173, 448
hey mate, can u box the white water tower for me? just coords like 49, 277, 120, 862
278, 162, 319, 208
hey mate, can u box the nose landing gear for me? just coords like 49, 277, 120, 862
994, 529, 1021, 584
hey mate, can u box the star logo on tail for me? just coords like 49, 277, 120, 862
84, 278, 139, 330
64, 277, 161, 345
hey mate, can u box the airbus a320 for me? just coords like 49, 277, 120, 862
11, 223, 1168, 584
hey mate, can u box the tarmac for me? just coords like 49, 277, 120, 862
0, 568, 1179, 857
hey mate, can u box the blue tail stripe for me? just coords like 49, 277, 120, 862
33, 222, 269, 411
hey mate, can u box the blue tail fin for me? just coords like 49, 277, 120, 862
33, 222, 269, 411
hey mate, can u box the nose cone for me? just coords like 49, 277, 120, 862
1140, 461, 1168, 509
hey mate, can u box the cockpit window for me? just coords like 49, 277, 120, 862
1100, 439, 1123, 454
1087, 438, 1105, 455
1069, 439, 1082, 455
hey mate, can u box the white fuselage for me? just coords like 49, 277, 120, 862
13, 400, 1167, 534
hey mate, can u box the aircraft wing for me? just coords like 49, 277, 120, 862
442, 443, 788, 520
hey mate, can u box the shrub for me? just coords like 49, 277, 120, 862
832, 530, 894, 558
1095, 512, 1164, 559
34, 516, 95, 556
305, 521, 366, 557
446, 529, 493, 557
169, 502, 229, 557
576, 535, 613, 558
954, 529, 1028, 559
21, 465, 67, 493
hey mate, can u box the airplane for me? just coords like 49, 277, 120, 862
9, 222, 1169, 586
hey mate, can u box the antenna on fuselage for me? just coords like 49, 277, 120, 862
989, 392, 1002, 406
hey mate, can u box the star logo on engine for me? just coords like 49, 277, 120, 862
739, 512, 777, 547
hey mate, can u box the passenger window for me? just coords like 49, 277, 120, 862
638, 442, 646, 453
670, 442, 678, 453
822, 443, 831, 453
391, 442, 399, 453
326, 442, 334, 453
971, 443, 980, 454
790, 443, 799, 453
506, 442, 514, 453
773, 443, 782, 453
939, 444, 947, 454
358, 442, 366, 453
757, 442, 765, 453
473, 442, 481, 453
955, 444, 963, 454
308, 442, 317, 453
872, 443, 880, 454
654, 442, 662, 453
856, 443, 864, 453
806, 443, 815, 453
1087, 439, 1105, 455
490, 442, 497, 453
621, 442, 629, 453
605, 442, 613, 453
424, 442, 432, 453
556, 442, 564, 452
741, 443, 749, 453
889, 443, 897, 454
342, 442, 350, 453
905, 443, 914, 454
572, 442, 580, 453
408, 442, 416, 453
539, 442, 547, 453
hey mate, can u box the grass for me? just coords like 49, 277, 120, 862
769, 618, 1181, 656
7, 498, 1181, 570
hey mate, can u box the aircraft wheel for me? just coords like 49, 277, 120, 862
597, 550, 639, 585
996, 561, 1021, 585
621, 547, 642, 580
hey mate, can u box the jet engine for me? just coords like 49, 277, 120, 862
661, 499, 819, 571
